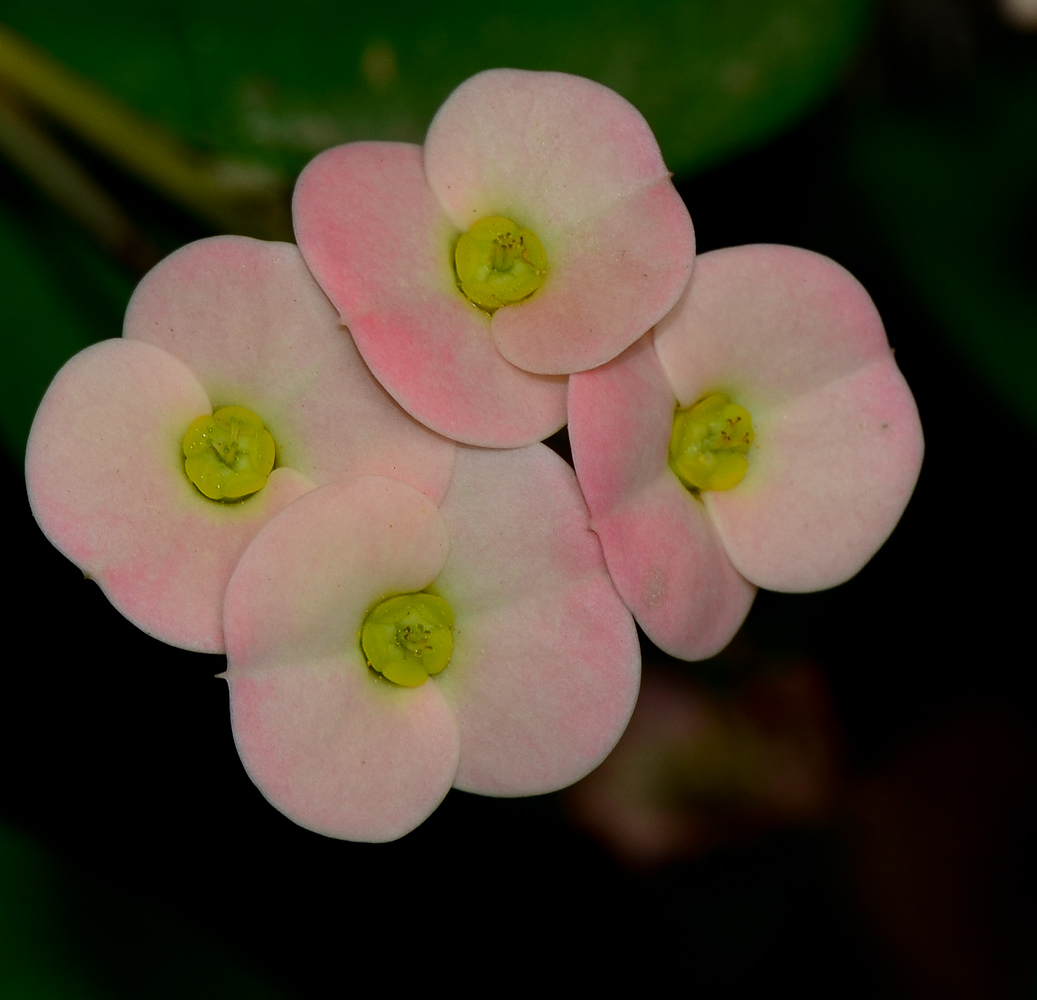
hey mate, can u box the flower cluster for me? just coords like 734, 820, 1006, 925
26, 69, 922, 842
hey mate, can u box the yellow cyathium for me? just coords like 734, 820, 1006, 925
668, 393, 754, 493
360, 592, 454, 687
182, 405, 275, 502
455, 215, 547, 312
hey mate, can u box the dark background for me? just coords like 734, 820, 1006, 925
2, 1, 1035, 996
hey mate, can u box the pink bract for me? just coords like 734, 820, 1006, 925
26, 236, 455, 654
223, 446, 641, 842
293, 68, 694, 448
569, 244, 924, 661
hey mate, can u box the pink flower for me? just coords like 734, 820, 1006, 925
568, 244, 924, 660
293, 68, 694, 448
222, 446, 640, 842
26, 236, 454, 653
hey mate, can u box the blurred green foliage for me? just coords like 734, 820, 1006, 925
0, 195, 134, 468
2, 0, 873, 176
846, 64, 1037, 431
0, 0, 874, 459
0, 822, 290, 998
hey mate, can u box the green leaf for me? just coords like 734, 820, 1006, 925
845, 66, 1037, 429
0, 190, 133, 459
3, 0, 874, 177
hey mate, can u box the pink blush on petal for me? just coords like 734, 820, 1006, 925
655, 244, 895, 409
444, 583, 640, 796
593, 478, 757, 661
127, 236, 457, 504
26, 338, 314, 653
223, 478, 459, 842
425, 69, 677, 230
294, 71, 693, 437
223, 478, 451, 668
569, 333, 754, 660
492, 180, 694, 376
294, 142, 568, 447
431, 445, 640, 796
705, 356, 924, 593
229, 659, 459, 843
568, 333, 677, 517
101, 466, 313, 653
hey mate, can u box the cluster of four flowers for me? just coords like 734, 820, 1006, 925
26, 70, 923, 842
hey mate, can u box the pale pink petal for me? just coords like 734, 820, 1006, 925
228, 660, 458, 843
126, 236, 455, 502
654, 245, 897, 408
223, 478, 459, 842
25, 339, 313, 652
425, 69, 694, 377
706, 359, 924, 591
491, 179, 695, 375
652, 244, 923, 592
569, 337, 755, 660
432, 445, 640, 796
293, 142, 567, 447
568, 334, 675, 515
425, 69, 676, 231
594, 483, 757, 660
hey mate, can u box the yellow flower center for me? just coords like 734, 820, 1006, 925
668, 393, 754, 493
360, 592, 454, 687
454, 215, 547, 312
182, 406, 275, 502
